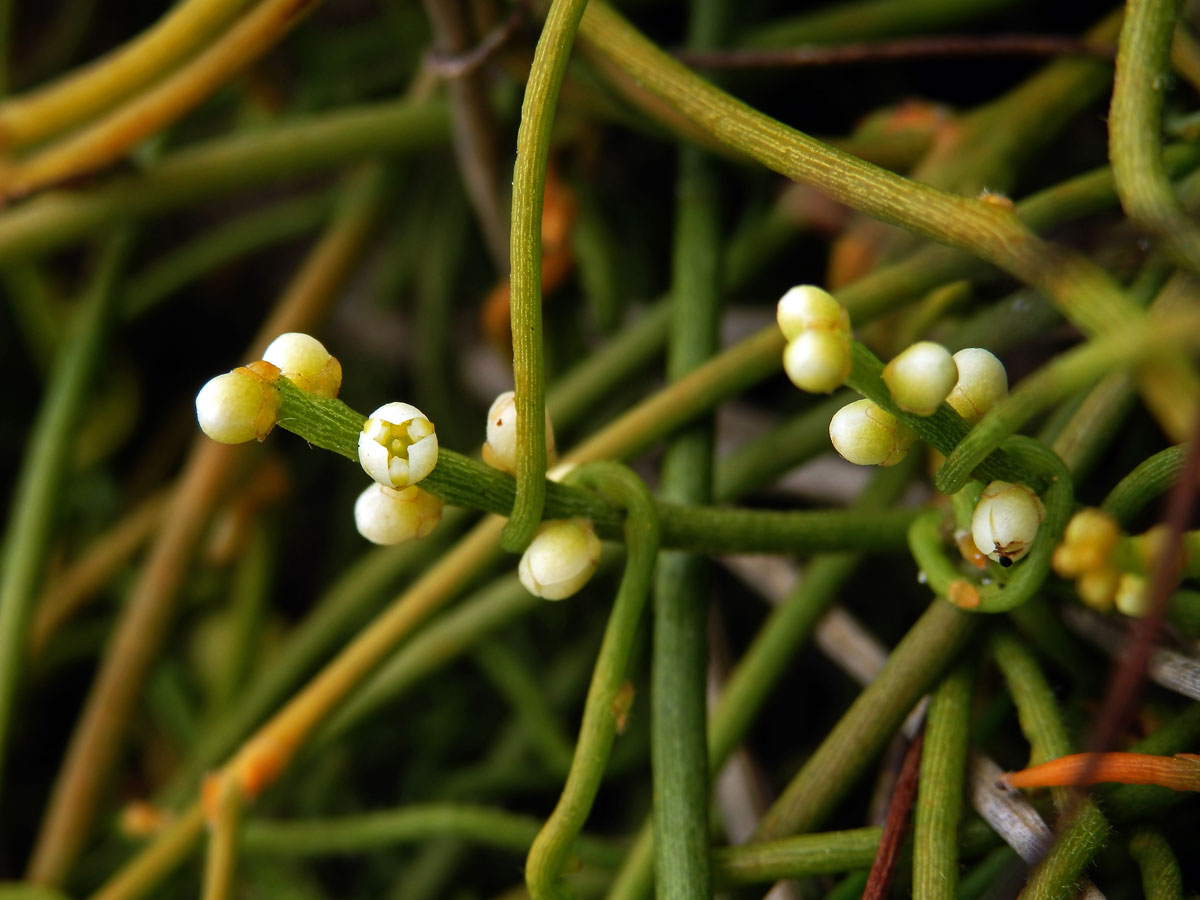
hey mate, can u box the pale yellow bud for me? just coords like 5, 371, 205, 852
783, 331, 852, 394
828, 399, 915, 467
195, 367, 280, 444
481, 390, 558, 475
776, 285, 850, 341
1076, 566, 1119, 612
883, 341, 957, 416
262, 332, 342, 398
518, 519, 601, 600
1114, 573, 1150, 617
359, 402, 438, 488
354, 484, 443, 545
971, 481, 1045, 566
947, 348, 1007, 421
1053, 508, 1120, 578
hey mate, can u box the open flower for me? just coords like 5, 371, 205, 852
195, 365, 280, 444
971, 480, 1045, 567
354, 483, 443, 545
482, 390, 557, 475
518, 519, 601, 600
262, 332, 342, 398
358, 402, 438, 488
828, 398, 914, 466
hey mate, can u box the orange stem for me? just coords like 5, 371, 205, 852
1003, 752, 1200, 791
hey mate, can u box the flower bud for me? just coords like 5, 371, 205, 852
883, 341, 957, 416
1053, 508, 1120, 578
481, 390, 558, 475
828, 398, 915, 466
947, 348, 1007, 421
783, 331, 852, 394
359, 402, 438, 488
354, 483, 443, 545
195, 367, 280, 444
518, 518, 601, 600
262, 332, 342, 398
1076, 566, 1119, 612
1114, 573, 1149, 617
971, 481, 1045, 567
776, 285, 850, 341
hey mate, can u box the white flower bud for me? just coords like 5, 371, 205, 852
358, 402, 438, 488
518, 518, 601, 600
882, 341, 957, 416
783, 331, 852, 394
262, 332, 342, 398
947, 348, 1007, 421
195, 367, 280, 444
481, 390, 558, 475
776, 285, 850, 341
828, 398, 915, 467
971, 481, 1045, 567
354, 483, 443, 545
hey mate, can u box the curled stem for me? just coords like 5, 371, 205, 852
503, 0, 591, 553
908, 437, 1071, 614
525, 462, 659, 900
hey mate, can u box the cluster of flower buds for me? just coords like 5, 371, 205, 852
195, 333, 445, 548
971, 481, 1045, 567
776, 285, 853, 394
1051, 508, 1149, 614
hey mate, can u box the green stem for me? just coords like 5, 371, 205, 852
711, 828, 881, 884
121, 191, 334, 320
1110, 0, 1200, 274
753, 600, 976, 840
908, 437, 1072, 614
990, 630, 1111, 900
913, 662, 973, 900
0, 98, 448, 265
272, 378, 918, 554
651, 0, 723, 878
503, 0, 592, 553
473, 638, 577, 775
1102, 445, 1189, 526
240, 804, 624, 867
0, 229, 131, 810
1129, 829, 1184, 900
201, 777, 244, 900
525, 462, 659, 900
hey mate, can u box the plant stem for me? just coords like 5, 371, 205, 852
0, 0, 251, 148
4, 0, 325, 197
651, 0, 723, 880
201, 776, 244, 900
576, 0, 1200, 442
711, 828, 881, 884
753, 600, 976, 840
1110, 0, 1200, 274
990, 629, 1111, 900
0, 227, 131, 804
29, 167, 388, 888
913, 662, 973, 900
1102, 445, 1189, 526
240, 804, 624, 865
502, 0, 591, 553
525, 463, 659, 900
1129, 829, 1184, 900
0, 98, 447, 265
